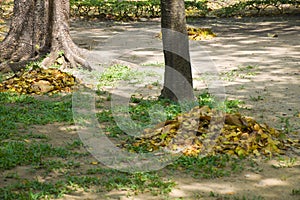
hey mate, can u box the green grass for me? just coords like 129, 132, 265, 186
0, 180, 72, 200
95, 90, 247, 181
97, 97, 184, 137
219, 65, 258, 82
209, 191, 265, 200
292, 188, 300, 195
197, 92, 243, 113
0, 90, 179, 199
141, 62, 165, 67
0, 141, 71, 170
0, 72, 248, 199
276, 115, 297, 135
168, 154, 244, 179
249, 95, 264, 101
0, 72, 14, 82
97, 91, 244, 138
97, 64, 159, 88
98, 65, 134, 87
0, 92, 73, 139
194, 65, 258, 82
0, 169, 176, 200
85, 169, 175, 195
98, 64, 158, 87
272, 157, 297, 168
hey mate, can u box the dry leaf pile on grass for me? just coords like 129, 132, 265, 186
122, 106, 299, 157
0, 68, 76, 94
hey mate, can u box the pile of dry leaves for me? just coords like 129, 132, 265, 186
187, 26, 216, 40
0, 67, 76, 94
122, 106, 298, 157
156, 26, 216, 41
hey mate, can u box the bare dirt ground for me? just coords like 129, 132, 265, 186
7, 122, 298, 200
0, 15, 299, 199
70, 14, 300, 134
71, 14, 300, 199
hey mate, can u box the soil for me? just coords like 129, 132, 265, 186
1, 15, 300, 199
70, 15, 300, 133
3, 122, 298, 200
70, 14, 300, 199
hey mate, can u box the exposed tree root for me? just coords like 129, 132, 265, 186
0, 0, 91, 73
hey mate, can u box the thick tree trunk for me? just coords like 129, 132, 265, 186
0, 0, 90, 72
160, 0, 194, 102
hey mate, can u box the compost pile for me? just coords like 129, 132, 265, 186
0, 67, 76, 94
122, 106, 298, 157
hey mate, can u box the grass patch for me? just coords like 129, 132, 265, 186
97, 92, 243, 138
168, 154, 244, 179
98, 64, 158, 87
141, 62, 164, 67
98, 65, 134, 87
86, 169, 175, 195
0, 88, 179, 199
0, 169, 176, 200
198, 92, 244, 113
292, 188, 300, 195
0, 74, 253, 199
219, 65, 258, 81
209, 191, 265, 200
0, 141, 71, 170
0, 92, 73, 139
195, 65, 258, 82
0, 179, 72, 200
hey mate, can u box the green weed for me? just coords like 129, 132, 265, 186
0, 141, 71, 170
220, 65, 258, 81
97, 65, 145, 87
97, 92, 243, 138
0, 72, 14, 82
272, 157, 297, 168
0, 92, 73, 139
0, 179, 72, 200
249, 95, 264, 101
198, 92, 243, 113
169, 154, 244, 179
292, 188, 300, 195
276, 116, 296, 135
209, 191, 265, 199
142, 62, 164, 67
85, 168, 176, 195
65, 139, 83, 150
98, 64, 158, 87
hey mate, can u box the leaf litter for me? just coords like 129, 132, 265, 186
0, 67, 77, 94
121, 106, 299, 157
156, 26, 216, 41
0, 64, 297, 158
1, 66, 297, 158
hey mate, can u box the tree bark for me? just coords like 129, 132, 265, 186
0, 0, 90, 72
160, 0, 194, 102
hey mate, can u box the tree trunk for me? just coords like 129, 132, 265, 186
160, 0, 194, 102
0, 0, 90, 72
